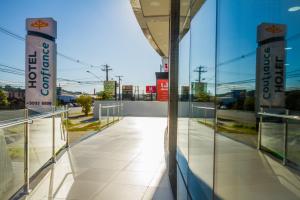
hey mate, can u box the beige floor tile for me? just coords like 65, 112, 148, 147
92, 183, 147, 200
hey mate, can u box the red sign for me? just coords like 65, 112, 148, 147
157, 79, 168, 101
146, 86, 156, 93
164, 63, 168, 72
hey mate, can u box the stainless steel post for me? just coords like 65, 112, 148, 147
99, 104, 102, 121
65, 105, 69, 148
113, 106, 115, 123
121, 103, 123, 118
52, 106, 56, 163
99, 104, 102, 130
258, 107, 263, 150
24, 108, 30, 194
107, 107, 109, 125
204, 109, 207, 125
117, 104, 120, 121
283, 109, 289, 165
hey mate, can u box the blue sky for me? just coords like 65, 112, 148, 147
179, 0, 300, 95
0, 0, 161, 93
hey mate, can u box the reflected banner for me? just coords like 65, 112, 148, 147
157, 79, 168, 101
256, 23, 286, 109
25, 18, 57, 109
146, 85, 156, 93
162, 57, 169, 72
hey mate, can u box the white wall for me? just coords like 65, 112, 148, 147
94, 101, 215, 118
94, 101, 168, 118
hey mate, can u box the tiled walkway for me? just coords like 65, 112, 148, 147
26, 117, 173, 200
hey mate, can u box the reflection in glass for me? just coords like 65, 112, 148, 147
188, 0, 216, 199
215, 0, 300, 199
0, 123, 24, 199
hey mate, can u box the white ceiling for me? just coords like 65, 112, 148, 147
130, 0, 204, 57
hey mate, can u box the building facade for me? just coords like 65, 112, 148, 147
132, 0, 300, 199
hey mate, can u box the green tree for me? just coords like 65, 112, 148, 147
76, 95, 92, 116
195, 91, 210, 102
0, 89, 9, 107
97, 91, 112, 100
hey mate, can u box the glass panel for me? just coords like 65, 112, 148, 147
178, 30, 191, 185
261, 116, 285, 157
188, 0, 216, 199
287, 118, 300, 166
67, 106, 100, 144
177, 0, 191, 196
29, 115, 53, 176
0, 123, 24, 199
215, 0, 300, 199
55, 112, 67, 152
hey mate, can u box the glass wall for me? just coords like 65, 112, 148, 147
188, 0, 216, 199
177, 0, 191, 199
177, 0, 300, 199
215, 1, 300, 199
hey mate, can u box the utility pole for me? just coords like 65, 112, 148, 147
101, 64, 112, 81
115, 75, 123, 101
194, 66, 207, 82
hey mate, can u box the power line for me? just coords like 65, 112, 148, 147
0, 62, 103, 86
217, 32, 300, 68
0, 25, 96, 68
0, 27, 25, 41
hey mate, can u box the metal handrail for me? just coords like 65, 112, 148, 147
102, 104, 122, 109
258, 112, 300, 121
0, 107, 70, 197
192, 105, 215, 110
98, 103, 123, 123
0, 109, 69, 129
0, 119, 33, 129
30, 109, 70, 120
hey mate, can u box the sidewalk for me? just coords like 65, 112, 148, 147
25, 117, 173, 200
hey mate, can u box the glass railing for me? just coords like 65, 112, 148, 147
67, 103, 123, 144
0, 103, 124, 199
258, 109, 300, 167
0, 121, 24, 200
0, 107, 68, 199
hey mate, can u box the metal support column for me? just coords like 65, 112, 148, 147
168, 0, 180, 195
24, 108, 30, 194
